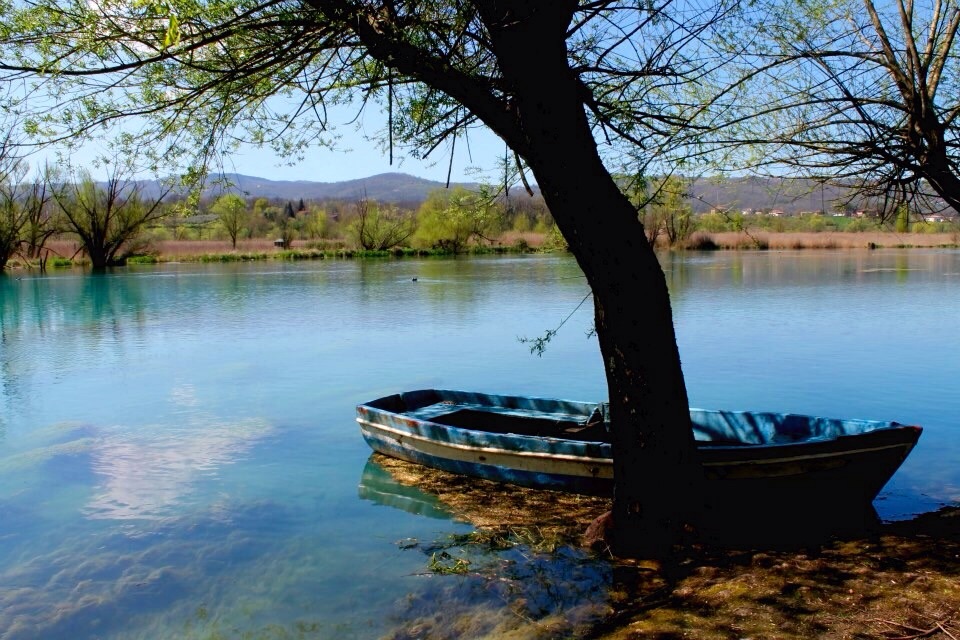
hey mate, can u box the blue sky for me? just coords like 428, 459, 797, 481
25, 96, 510, 185
221, 99, 510, 184
32, 133, 507, 185
220, 129, 506, 184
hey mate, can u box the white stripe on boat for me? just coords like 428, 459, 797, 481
358, 419, 613, 477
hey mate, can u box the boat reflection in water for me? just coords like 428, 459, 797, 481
357, 455, 454, 520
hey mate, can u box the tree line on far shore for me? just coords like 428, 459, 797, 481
3, 162, 958, 272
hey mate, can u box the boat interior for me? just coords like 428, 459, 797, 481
427, 407, 612, 442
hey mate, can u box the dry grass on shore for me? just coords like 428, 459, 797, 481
148, 231, 959, 256
689, 230, 960, 250
44, 233, 549, 261
147, 232, 551, 257
35, 230, 960, 266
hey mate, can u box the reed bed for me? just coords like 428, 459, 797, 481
21, 231, 960, 270
686, 231, 960, 250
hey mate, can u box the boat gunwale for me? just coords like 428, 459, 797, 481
357, 392, 922, 458
356, 417, 614, 465
358, 414, 920, 469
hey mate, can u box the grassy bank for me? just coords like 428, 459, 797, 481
15, 233, 549, 268
9, 230, 960, 271
684, 230, 960, 250
144, 231, 960, 259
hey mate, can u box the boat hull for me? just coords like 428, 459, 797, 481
356, 389, 922, 509
359, 418, 614, 495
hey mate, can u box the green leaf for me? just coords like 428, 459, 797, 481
163, 15, 179, 48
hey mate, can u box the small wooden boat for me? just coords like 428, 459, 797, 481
356, 389, 922, 511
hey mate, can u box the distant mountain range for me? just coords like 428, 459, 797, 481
686, 176, 852, 214
136, 171, 943, 215
186, 172, 482, 205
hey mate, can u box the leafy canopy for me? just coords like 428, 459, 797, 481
0, 0, 739, 188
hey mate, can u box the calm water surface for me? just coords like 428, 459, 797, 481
1, 250, 958, 639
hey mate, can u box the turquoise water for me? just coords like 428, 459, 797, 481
1, 250, 958, 639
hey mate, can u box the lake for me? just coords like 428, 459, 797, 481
1, 250, 958, 639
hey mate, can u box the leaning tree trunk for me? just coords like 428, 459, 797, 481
329, 0, 706, 556
530, 138, 703, 556
478, 1, 704, 556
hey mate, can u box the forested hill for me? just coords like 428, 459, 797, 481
135, 172, 942, 215
137, 172, 481, 205
212, 172, 482, 204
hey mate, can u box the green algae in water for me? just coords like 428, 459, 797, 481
384, 535, 613, 639
0, 438, 98, 474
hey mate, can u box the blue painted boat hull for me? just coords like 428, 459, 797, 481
356, 389, 922, 509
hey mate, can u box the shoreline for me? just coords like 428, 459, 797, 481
5, 231, 959, 271
686, 230, 960, 250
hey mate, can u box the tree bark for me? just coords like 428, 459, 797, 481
472, 0, 703, 556
917, 131, 960, 213
322, 0, 705, 556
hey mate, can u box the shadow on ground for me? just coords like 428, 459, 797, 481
363, 454, 960, 640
